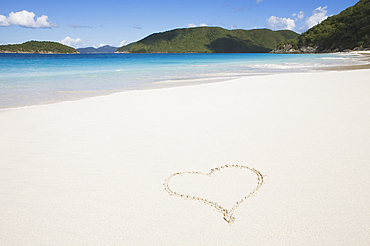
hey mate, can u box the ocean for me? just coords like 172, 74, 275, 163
0, 52, 367, 109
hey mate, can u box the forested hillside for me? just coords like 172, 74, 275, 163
273, 0, 370, 53
116, 27, 298, 53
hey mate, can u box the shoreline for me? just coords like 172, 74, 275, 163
318, 63, 370, 71
317, 51, 370, 71
1, 68, 368, 111
2, 51, 369, 111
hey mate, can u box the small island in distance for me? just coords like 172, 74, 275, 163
77, 45, 118, 54
0, 41, 79, 54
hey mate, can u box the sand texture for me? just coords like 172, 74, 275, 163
1, 70, 370, 245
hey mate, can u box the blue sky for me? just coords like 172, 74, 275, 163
1, 0, 359, 48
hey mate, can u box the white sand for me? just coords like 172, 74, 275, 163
1, 70, 370, 245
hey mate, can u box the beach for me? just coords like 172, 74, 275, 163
1, 69, 370, 245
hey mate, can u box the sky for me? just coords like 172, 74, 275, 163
0, 0, 360, 48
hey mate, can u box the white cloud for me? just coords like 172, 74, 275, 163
256, 0, 263, 4
60, 36, 83, 48
267, 6, 328, 32
305, 6, 328, 29
94, 43, 108, 48
266, 16, 296, 30
0, 10, 58, 28
298, 11, 305, 20
293, 11, 305, 20
0, 15, 10, 26
187, 23, 208, 28
119, 40, 126, 47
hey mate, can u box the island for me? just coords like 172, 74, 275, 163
77, 45, 118, 54
0, 41, 79, 54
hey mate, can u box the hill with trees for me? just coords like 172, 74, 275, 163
272, 0, 370, 53
116, 27, 299, 53
0, 41, 79, 54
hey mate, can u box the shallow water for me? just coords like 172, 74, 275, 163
0, 53, 367, 109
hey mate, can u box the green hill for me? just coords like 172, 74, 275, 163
273, 0, 370, 53
116, 27, 299, 53
0, 41, 79, 54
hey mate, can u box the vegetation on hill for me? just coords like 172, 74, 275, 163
273, 0, 370, 53
0, 41, 79, 54
116, 27, 299, 53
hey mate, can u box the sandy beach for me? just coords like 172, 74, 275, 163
1, 69, 369, 245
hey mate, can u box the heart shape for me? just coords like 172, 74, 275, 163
163, 164, 264, 224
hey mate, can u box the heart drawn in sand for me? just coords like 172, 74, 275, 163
163, 165, 264, 224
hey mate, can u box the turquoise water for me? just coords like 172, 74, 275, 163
0, 53, 367, 109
